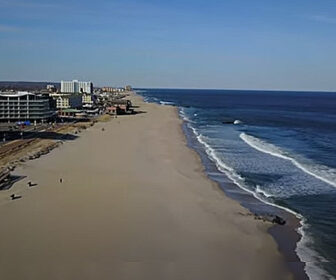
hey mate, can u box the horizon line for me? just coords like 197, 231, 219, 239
0, 80, 335, 93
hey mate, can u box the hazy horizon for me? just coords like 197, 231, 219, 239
1, 0, 335, 91
1, 80, 336, 93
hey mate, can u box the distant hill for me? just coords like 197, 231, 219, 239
0, 81, 60, 91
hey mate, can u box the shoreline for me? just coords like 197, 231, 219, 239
178, 105, 308, 280
141, 92, 308, 280
0, 92, 296, 279
136, 92, 308, 279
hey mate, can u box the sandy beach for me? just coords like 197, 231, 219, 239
0, 93, 294, 280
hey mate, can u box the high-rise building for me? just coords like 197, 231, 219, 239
78, 81, 93, 94
61, 80, 93, 94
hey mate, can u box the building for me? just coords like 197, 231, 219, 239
125, 85, 132, 91
46, 84, 56, 92
50, 93, 82, 109
101, 87, 125, 93
61, 80, 93, 94
82, 93, 95, 108
58, 109, 88, 120
78, 81, 93, 94
106, 99, 133, 115
0, 91, 55, 122
102, 87, 115, 93
61, 81, 75, 93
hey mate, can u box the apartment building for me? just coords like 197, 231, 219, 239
0, 91, 55, 122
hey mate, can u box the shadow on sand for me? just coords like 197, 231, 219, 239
1, 131, 78, 142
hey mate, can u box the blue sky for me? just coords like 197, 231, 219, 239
0, 0, 335, 90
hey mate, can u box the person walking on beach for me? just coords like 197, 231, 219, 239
59, 178, 63, 183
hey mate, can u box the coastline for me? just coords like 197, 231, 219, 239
181, 118, 308, 280
0, 92, 295, 279
142, 92, 309, 280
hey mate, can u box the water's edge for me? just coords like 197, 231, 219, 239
180, 114, 309, 280
137, 89, 336, 280
137, 91, 309, 279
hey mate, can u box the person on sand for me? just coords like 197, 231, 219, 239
10, 194, 21, 200
59, 178, 63, 183
28, 182, 37, 187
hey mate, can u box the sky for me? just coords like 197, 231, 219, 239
0, 0, 335, 90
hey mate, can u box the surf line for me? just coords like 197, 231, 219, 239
240, 132, 336, 188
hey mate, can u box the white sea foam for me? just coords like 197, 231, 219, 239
188, 125, 334, 280
179, 108, 197, 124
159, 101, 175, 106
189, 125, 287, 208
240, 132, 336, 189
143, 97, 159, 104
179, 108, 190, 122
233, 120, 242, 125
296, 220, 336, 280
255, 185, 273, 198
134, 89, 147, 93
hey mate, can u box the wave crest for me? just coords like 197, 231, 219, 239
240, 132, 336, 189
189, 125, 333, 280
160, 101, 175, 106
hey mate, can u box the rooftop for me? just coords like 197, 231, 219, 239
0, 91, 35, 97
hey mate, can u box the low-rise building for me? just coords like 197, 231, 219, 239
101, 87, 125, 93
101, 87, 115, 93
58, 108, 88, 120
0, 91, 55, 123
106, 99, 133, 115
82, 93, 95, 108
50, 93, 82, 109
125, 85, 132, 91
46, 84, 56, 92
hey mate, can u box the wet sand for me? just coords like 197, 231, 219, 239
0, 93, 294, 280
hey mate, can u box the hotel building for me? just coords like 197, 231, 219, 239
0, 92, 55, 122
61, 80, 93, 94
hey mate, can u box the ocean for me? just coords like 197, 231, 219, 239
137, 88, 336, 280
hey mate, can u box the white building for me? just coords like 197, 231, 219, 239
61, 80, 93, 94
78, 81, 93, 94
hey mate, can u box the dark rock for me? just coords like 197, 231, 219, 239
272, 215, 286, 225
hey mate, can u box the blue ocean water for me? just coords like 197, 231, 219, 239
137, 89, 336, 280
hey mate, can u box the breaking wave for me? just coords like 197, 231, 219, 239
159, 101, 175, 106
240, 133, 336, 189
256, 185, 273, 198
189, 125, 334, 280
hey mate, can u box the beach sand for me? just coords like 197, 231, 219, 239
0, 94, 294, 280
